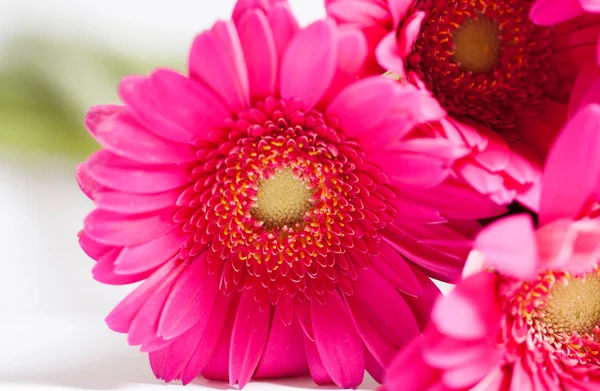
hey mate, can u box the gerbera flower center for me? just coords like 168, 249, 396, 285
252, 168, 314, 229
176, 97, 394, 306
407, 0, 556, 128
451, 16, 500, 73
507, 269, 600, 365
543, 275, 600, 335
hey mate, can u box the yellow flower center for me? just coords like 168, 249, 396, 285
252, 168, 314, 229
543, 275, 600, 335
452, 15, 501, 73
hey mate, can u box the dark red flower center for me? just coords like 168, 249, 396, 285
406, 0, 557, 128
174, 97, 396, 307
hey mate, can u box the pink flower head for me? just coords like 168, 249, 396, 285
76, 1, 499, 388
383, 102, 600, 391
326, 0, 600, 211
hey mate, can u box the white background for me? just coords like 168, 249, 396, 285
0, 1, 446, 390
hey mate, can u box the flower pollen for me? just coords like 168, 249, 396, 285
252, 168, 314, 230
452, 15, 501, 73
543, 274, 600, 336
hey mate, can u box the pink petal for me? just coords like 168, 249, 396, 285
530, 0, 584, 26
383, 337, 442, 391
229, 289, 271, 388
237, 10, 277, 99
105, 259, 179, 333
181, 294, 233, 384
95, 189, 180, 215
280, 20, 337, 110
232, 0, 290, 24
84, 207, 177, 247
509, 360, 534, 391
326, 1, 390, 27
540, 104, 600, 225
346, 297, 398, 369
79, 230, 114, 261
323, 28, 368, 103
92, 248, 153, 285
255, 313, 308, 378
157, 254, 220, 340
304, 336, 334, 385
118, 72, 230, 145
127, 262, 190, 352
376, 32, 406, 77
201, 297, 238, 382
327, 76, 396, 137
388, 0, 414, 28
114, 228, 186, 274
86, 106, 197, 164
441, 351, 501, 389
352, 267, 420, 347
267, 4, 300, 60
372, 140, 456, 188
311, 292, 365, 388
471, 125, 511, 172
432, 271, 500, 341
423, 328, 498, 369
86, 150, 188, 194
401, 267, 441, 330
372, 242, 423, 297
398, 12, 425, 56
189, 21, 250, 111
76, 162, 106, 201
474, 214, 539, 279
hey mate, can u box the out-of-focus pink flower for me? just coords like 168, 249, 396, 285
76, 0, 502, 388
383, 102, 600, 391
326, 0, 600, 211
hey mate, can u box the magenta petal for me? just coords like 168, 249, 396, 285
114, 228, 186, 274
79, 231, 114, 261
372, 243, 423, 297
229, 289, 271, 388
232, 0, 290, 23
180, 294, 233, 384
346, 295, 398, 369
92, 248, 153, 285
353, 268, 420, 348
157, 254, 220, 340
529, 0, 584, 26
106, 259, 179, 333
96, 189, 180, 215
280, 20, 337, 110
267, 4, 300, 60
311, 292, 365, 388
323, 28, 368, 102
327, 76, 396, 137
84, 207, 177, 247
474, 214, 539, 279
189, 21, 250, 112
86, 107, 197, 164
237, 10, 277, 99
388, 0, 414, 27
201, 301, 236, 382
86, 151, 188, 194
376, 32, 406, 77
127, 262, 189, 352
398, 12, 426, 56
540, 104, 600, 225
432, 271, 500, 341
255, 312, 308, 378
304, 336, 334, 385
76, 163, 106, 201
383, 337, 442, 391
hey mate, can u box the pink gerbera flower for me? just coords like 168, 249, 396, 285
383, 102, 600, 391
326, 0, 600, 210
76, 1, 499, 388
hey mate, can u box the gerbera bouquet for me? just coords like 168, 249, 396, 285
76, 0, 600, 389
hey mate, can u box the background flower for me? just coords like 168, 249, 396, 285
326, 0, 600, 212
383, 101, 600, 390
